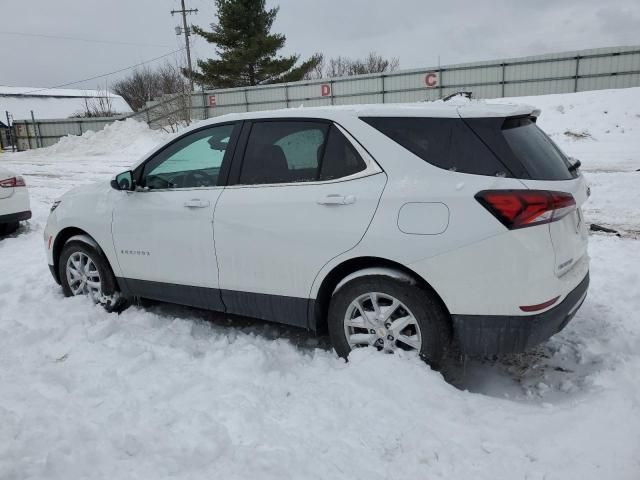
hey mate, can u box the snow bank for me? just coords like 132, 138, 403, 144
37, 118, 167, 159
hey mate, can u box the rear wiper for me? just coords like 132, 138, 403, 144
568, 158, 581, 172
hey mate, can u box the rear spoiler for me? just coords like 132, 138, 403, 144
457, 103, 540, 119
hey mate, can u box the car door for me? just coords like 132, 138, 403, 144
213, 119, 387, 327
111, 122, 239, 310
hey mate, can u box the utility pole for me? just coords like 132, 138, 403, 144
171, 0, 198, 93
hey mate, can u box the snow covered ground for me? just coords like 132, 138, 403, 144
0, 89, 639, 479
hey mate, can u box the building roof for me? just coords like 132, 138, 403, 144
0, 86, 132, 121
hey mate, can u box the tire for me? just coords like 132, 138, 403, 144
58, 240, 128, 313
328, 275, 451, 368
0, 221, 19, 236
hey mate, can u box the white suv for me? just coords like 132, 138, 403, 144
44, 103, 590, 366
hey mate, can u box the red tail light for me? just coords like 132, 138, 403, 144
0, 176, 26, 188
519, 296, 560, 312
475, 190, 575, 229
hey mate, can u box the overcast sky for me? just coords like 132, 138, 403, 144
1, 0, 639, 91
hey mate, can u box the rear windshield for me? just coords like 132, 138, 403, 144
500, 117, 575, 180
362, 115, 577, 181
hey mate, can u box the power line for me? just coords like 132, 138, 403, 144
0, 30, 172, 48
20, 48, 186, 95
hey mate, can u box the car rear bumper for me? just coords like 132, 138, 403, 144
452, 272, 589, 356
0, 210, 32, 223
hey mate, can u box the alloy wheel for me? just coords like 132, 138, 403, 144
343, 291, 422, 353
65, 251, 102, 301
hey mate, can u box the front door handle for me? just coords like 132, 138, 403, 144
317, 194, 356, 206
184, 199, 210, 208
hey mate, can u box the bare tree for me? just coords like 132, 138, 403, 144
305, 52, 399, 79
111, 67, 155, 111
71, 88, 115, 118
358, 52, 400, 75
112, 62, 189, 112
305, 53, 326, 80
151, 85, 192, 133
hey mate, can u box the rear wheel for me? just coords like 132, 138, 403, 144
59, 240, 127, 312
328, 275, 451, 368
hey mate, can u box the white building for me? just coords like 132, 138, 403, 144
0, 86, 132, 121
1, 86, 133, 149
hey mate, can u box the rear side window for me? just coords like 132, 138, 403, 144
361, 117, 509, 177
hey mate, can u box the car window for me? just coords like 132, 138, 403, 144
239, 121, 329, 185
500, 117, 576, 180
142, 123, 236, 189
450, 116, 577, 180
361, 117, 509, 177
238, 121, 367, 185
276, 129, 326, 170
319, 126, 367, 181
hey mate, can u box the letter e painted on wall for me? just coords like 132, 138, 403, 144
208, 95, 217, 107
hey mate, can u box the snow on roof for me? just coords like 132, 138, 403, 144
0, 85, 132, 120
0, 85, 124, 98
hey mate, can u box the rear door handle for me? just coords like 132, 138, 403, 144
317, 194, 356, 205
183, 199, 210, 208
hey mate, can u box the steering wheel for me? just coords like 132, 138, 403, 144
184, 171, 213, 188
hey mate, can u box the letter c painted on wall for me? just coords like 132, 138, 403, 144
425, 73, 438, 88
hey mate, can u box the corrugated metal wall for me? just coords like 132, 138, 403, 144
9, 45, 640, 150
192, 45, 640, 120
11, 117, 116, 150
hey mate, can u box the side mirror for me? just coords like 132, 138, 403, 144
111, 170, 134, 191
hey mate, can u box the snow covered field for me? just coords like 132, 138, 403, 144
0, 88, 639, 479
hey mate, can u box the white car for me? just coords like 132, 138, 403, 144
0, 166, 31, 235
44, 103, 590, 366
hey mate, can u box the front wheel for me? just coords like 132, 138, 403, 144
58, 240, 127, 312
327, 275, 451, 368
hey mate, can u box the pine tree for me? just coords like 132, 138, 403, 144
191, 0, 321, 88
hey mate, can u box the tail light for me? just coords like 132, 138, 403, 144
520, 296, 560, 312
475, 190, 575, 229
0, 176, 26, 188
